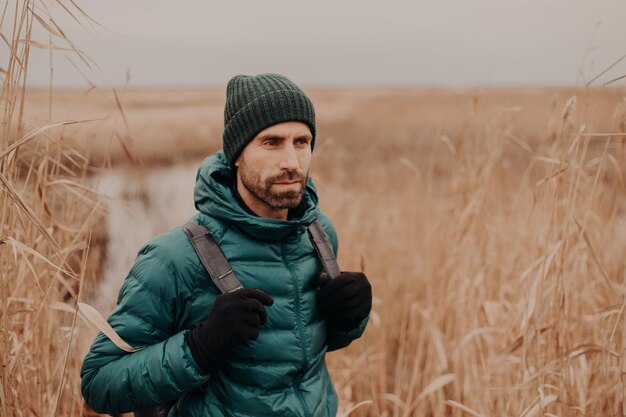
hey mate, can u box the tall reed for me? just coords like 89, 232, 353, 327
323, 90, 626, 416
1, 1, 100, 416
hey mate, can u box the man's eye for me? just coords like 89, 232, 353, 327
296, 138, 311, 146
264, 139, 279, 147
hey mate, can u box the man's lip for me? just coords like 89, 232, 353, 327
274, 180, 302, 184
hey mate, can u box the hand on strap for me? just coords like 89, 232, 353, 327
186, 288, 274, 373
316, 271, 372, 332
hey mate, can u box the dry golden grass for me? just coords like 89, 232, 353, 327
20, 87, 626, 168
19, 85, 626, 417
9, 87, 626, 416
316, 90, 626, 417
1, 2, 104, 416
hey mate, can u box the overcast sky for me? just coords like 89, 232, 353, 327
23, 0, 626, 88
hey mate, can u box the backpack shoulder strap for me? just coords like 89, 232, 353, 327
183, 219, 340, 292
307, 219, 341, 279
182, 222, 243, 294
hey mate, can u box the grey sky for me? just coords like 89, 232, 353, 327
24, 0, 626, 88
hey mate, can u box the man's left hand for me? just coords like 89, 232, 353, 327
316, 271, 372, 332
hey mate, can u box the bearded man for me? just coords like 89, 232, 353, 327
81, 73, 372, 417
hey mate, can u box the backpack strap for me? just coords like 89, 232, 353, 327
307, 219, 341, 279
182, 222, 243, 294
183, 219, 340, 293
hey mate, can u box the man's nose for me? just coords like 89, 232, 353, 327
279, 144, 300, 171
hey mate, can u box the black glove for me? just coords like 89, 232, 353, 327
186, 288, 274, 373
316, 271, 372, 332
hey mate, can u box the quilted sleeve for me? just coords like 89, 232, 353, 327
80, 239, 209, 414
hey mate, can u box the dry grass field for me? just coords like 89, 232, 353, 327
4, 85, 626, 417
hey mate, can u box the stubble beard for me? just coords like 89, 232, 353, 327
238, 159, 308, 210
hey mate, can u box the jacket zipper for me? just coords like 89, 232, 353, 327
291, 379, 309, 416
282, 237, 311, 416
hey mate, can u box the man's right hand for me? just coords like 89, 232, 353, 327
185, 288, 274, 373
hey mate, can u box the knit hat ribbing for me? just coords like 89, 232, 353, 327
222, 73, 316, 164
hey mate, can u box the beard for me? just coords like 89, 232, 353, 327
238, 159, 308, 210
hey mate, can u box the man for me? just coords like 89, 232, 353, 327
81, 73, 372, 417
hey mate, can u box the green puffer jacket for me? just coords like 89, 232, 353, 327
81, 151, 368, 417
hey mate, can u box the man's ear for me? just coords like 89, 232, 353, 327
234, 154, 241, 167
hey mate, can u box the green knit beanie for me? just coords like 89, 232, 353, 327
222, 73, 316, 164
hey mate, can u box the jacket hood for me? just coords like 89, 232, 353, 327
194, 151, 320, 241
